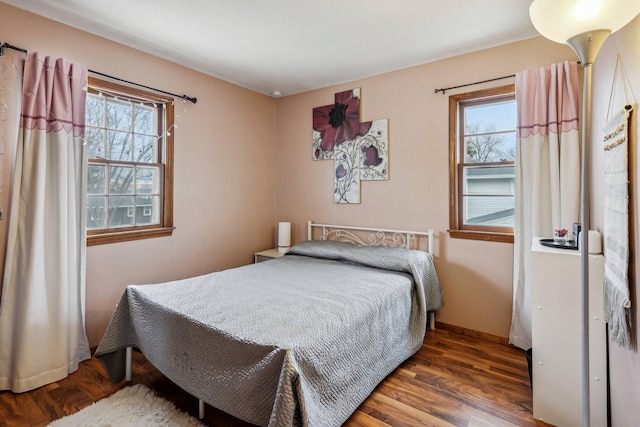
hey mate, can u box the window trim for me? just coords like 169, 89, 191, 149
86, 77, 174, 246
448, 84, 515, 243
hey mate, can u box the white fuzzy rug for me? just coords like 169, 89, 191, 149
47, 384, 205, 427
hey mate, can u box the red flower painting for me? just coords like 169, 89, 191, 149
313, 90, 363, 152
312, 89, 388, 203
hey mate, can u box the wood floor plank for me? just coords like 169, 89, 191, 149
357, 391, 458, 427
344, 410, 392, 427
0, 328, 553, 427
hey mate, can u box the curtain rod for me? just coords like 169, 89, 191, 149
0, 42, 197, 104
434, 74, 515, 95
435, 61, 582, 95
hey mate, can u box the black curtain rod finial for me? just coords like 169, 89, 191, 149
181, 95, 197, 104
0, 42, 28, 56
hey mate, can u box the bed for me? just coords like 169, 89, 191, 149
95, 221, 443, 426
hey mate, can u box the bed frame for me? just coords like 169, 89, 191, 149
124, 221, 438, 420
307, 221, 434, 254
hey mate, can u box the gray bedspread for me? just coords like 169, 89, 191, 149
95, 240, 443, 426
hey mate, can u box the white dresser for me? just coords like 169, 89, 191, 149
531, 240, 607, 427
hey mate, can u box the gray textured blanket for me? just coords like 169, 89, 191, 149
95, 240, 442, 426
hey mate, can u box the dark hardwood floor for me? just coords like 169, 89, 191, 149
0, 328, 553, 427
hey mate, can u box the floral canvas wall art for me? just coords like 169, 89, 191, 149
359, 118, 388, 181
312, 89, 388, 203
334, 146, 361, 203
312, 88, 363, 160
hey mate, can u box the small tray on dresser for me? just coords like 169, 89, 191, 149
539, 238, 578, 250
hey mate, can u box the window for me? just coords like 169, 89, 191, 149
449, 85, 515, 243
85, 78, 174, 245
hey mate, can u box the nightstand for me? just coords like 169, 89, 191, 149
254, 248, 285, 263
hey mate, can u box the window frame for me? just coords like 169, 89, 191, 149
85, 77, 174, 246
448, 84, 515, 243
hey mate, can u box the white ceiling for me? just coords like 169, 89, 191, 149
2, 0, 539, 97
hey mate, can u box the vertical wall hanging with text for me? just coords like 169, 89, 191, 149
603, 55, 636, 349
312, 88, 388, 203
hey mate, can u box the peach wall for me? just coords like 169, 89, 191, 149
4, 3, 640, 423
0, 3, 277, 346
591, 15, 640, 427
275, 37, 575, 338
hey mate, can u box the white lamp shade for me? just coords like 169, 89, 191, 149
278, 222, 291, 252
530, 0, 640, 43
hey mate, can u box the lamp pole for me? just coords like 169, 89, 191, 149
565, 29, 610, 427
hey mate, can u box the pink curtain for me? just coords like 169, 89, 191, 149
516, 62, 581, 139
509, 61, 581, 350
0, 52, 90, 392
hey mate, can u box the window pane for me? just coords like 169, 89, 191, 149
464, 131, 516, 163
108, 196, 135, 228
136, 166, 159, 194
465, 100, 516, 134
109, 166, 134, 195
87, 196, 107, 229
107, 130, 132, 161
86, 96, 104, 127
86, 128, 105, 159
107, 99, 132, 131
87, 164, 106, 195
463, 166, 515, 226
464, 195, 515, 227
134, 105, 155, 134
136, 195, 159, 225
463, 166, 515, 195
133, 135, 157, 163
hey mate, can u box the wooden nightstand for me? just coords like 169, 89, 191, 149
254, 248, 285, 263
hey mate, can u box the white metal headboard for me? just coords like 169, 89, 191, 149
307, 221, 434, 255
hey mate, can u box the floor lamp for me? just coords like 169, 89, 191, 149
529, 1, 640, 426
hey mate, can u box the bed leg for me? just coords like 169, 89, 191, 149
125, 347, 133, 382
199, 399, 205, 419
429, 311, 436, 330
